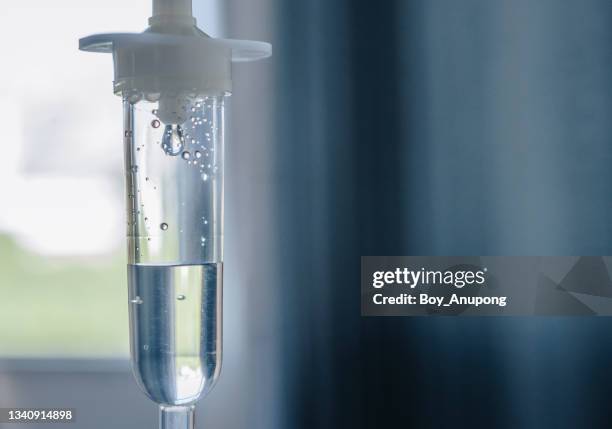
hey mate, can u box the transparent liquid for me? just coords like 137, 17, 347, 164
128, 263, 222, 406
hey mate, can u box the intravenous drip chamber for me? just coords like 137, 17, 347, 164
79, 0, 270, 427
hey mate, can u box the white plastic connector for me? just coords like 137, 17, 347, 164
150, 0, 196, 30
79, 0, 271, 124
153, 0, 192, 17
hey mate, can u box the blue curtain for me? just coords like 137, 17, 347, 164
227, 0, 612, 427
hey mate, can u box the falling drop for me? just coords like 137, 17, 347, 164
160, 223, 169, 230
151, 119, 160, 128
161, 124, 184, 156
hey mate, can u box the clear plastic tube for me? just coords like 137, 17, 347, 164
123, 94, 225, 414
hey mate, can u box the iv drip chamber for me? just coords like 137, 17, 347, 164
79, 0, 270, 426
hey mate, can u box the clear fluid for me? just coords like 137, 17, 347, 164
128, 263, 222, 406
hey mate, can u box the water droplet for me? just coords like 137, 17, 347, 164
202, 173, 209, 182
160, 223, 169, 230
204, 219, 208, 225
152, 109, 158, 115
131, 165, 138, 173
131, 296, 143, 304
145, 177, 149, 181
151, 119, 160, 128
161, 125, 184, 156
195, 151, 202, 159
143, 344, 149, 351
181, 151, 191, 160
177, 295, 186, 301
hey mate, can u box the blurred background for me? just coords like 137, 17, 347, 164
3, 0, 612, 428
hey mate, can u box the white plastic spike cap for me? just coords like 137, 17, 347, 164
79, 0, 271, 122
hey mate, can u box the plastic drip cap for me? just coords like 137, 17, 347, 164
79, 1, 271, 122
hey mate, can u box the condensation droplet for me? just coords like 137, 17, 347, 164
202, 173, 209, 182
182, 151, 191, 160
195, 151, 202, 159
151, 119, 161, 128
160, 223, 169, 230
